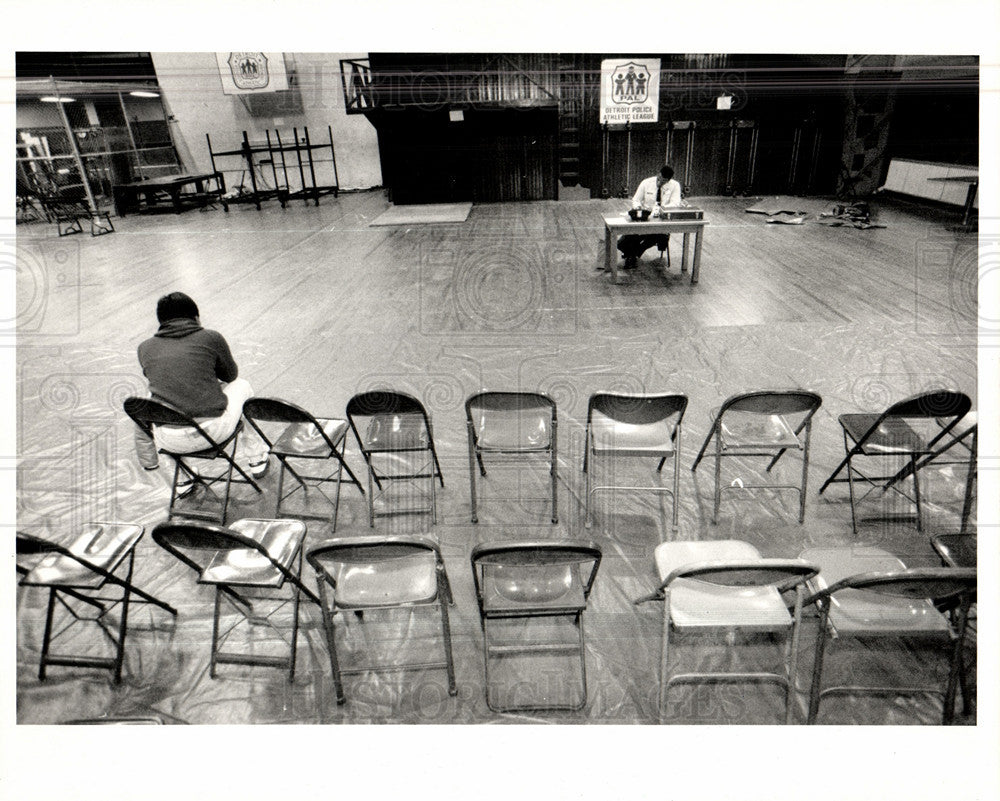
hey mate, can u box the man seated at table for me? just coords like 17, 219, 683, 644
617, 165, 682, 270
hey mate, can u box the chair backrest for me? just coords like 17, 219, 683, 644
719, 390, 822, 420
805, 567, 976, 607
858, 390, 972, 451
243, 396, 316, 426
660, 558, 819, 594
470, 540, 602, 602
347, 390, 428, 419
123, 396, 197, 428
587, 392, 688, 427
307, 535, 443, 578
16, 531, 61, 559
466, 392, 557, 449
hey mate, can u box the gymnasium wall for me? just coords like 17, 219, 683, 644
150, 52, 383, 191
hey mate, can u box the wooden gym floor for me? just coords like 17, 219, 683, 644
14, 190, 978, 724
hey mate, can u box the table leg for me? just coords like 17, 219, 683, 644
170, 188, 182, 214
606, 226, 619, 283
691, 230, 703, 284
681, 233, 690, 273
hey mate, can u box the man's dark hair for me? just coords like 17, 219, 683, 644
659, 165, 675, 180
156, 292, 200, 323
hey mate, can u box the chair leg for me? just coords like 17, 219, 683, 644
429, 451, 438, 525
576, 612, 588, 710
671, 446, 681, 537
439, 600, 457, 696
366, 462, 376, 528
584, 437, 593, 529
712, 435, 722, 524
844, 432, 859, 537
960, 432, 976, 534
210, 588, 222, 679
287, 552, 303, 683
274, 460, 288, 517
550, 445, 559, 525
658, 599, 672, 724
112, 552, 135, 684
468, 433, 479, 524
784, 588, 805, 724
39, 588, 58, 680
316, 582, 345, 704
807, 608, 831, 724
910, 454, 922, 532
943, 599, 972, 724
332, 446, 345, 532
798, 425, 812, 524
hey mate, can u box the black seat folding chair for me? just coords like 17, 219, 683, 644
800, 546, 976, 725
884, 413, 977, 535
691, 390, 822, 524
465, 392, 558, 524
151, 519, 318, 682
17, 524, 177, 684
306, 535, 456, 705
635, 539, 817, 724
243, 397, 365, 530
817, 390, 972, 535
124, 396, 262, 525
583, 392, 687, 535
345, 391, 444, 527
470, 540, 602, 712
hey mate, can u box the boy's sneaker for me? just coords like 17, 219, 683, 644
250, 459, 270, 479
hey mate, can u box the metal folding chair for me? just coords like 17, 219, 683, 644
691, 390, 822, 524
635, 539, 817, 724
307, 535, 456, 705
124, 396, 262, 524
818, 390, 971, 535
243, 396, 365, 529
345, 391, 444, 527
17, 524, 177, 683
471, 540, 601, 712
466, 391, 558, 524
884, 413, 977, 535
151, 519, 318, 682
583, 392, 687, 536
800, 546, 976, 724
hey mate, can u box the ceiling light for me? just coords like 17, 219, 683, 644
40, 96, 74, 103
130, 90, 160, 98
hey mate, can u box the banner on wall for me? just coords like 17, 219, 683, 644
216, 52, 289, 95
599, 58, 661, 124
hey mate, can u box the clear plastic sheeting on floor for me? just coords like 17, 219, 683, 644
15, 194, 978, 724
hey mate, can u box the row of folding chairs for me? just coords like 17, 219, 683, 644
124, 388, 975, 536
16, 520, 976, 723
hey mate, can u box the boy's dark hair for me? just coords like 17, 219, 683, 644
156, 292, 200, 323
660, 165, 675, 180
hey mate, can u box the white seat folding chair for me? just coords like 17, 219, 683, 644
800, 546, 976, 724
583, 392, 687, 536
691, 390, 822, 524
635, 539, 817, 724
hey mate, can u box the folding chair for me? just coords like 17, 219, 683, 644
124, 396, 262, 525
691, 390, 822, 524
466, 392, 558, 524
635, 539, 817, 724
345, 391, 444, 527
884, 413, 977, 535
151, 519, 318, 682
306, 535, 456, 704
17, 524, 177, 683
582, 392, 687, 535
931, 532, 976, 569
800, 546, 976, 724
470, 540, 601, 712
818, 390, 971, 535
243, 397, 365, 529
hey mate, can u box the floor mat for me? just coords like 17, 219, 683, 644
370, 202, 473, 226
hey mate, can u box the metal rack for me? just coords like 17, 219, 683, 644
206, 125, 340, 211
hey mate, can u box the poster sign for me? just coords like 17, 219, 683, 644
216, 52, 289, 94
600, 58, 660, 124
